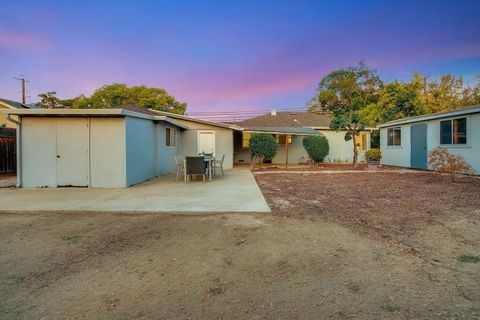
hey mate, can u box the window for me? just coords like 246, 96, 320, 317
275, 134, 292, 144
440, 118, 467, 145
242, 132, 251, 149
166, 127, 176, 147
387, 127, 401, 146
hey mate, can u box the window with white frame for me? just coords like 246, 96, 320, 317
387, 127, 401, 146
166, 127, 176, 147
440, 118, 467, 145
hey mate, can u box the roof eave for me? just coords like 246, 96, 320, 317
379, 106, 480, 128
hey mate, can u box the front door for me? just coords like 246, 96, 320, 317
198, 131, 215, 155
410, 123, 427, 169
56, 118, 90, 186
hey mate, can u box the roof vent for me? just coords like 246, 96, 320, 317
270, 109, 277, 116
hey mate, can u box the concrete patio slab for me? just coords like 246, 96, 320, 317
0, 169, 271, 213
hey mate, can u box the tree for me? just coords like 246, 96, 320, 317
37, 92, 62, 109
308, 62, 383, 167
302, 136, 329, 163
249, 134, 278, 168
428, 147, 474, 182
412, 73, 480, 113
360, 81, 424, 126
72, 83, 186, 114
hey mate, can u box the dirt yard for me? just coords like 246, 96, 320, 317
1, 172, 479, 319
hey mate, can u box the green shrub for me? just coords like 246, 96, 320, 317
249, 134, 278, 162
302, 135, 329, 163
365, 148, 382, 161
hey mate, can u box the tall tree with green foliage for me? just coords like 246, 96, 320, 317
308, 62, 382, 167
411, 73, 480, 113
71, 83, 186, 114
360, 81, 424, 126
37, 91, 62, 109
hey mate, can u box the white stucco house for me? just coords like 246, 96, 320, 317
3, 105, 239, 188
379, 105, 480, 173
3, 106, 375, 188
233, 110, 375, 165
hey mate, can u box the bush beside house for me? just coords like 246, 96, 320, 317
302, 136, 329, 163
428, 147, 474, 182
249, 134, 278, 167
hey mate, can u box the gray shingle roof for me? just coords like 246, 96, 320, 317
0, 98, 29, 109
236, 111, 332, 128
243, 126, 322, 135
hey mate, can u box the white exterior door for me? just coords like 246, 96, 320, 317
56, 118, 90, 186
198, 131, 215, 155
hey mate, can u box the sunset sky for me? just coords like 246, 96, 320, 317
1, 0, 479, 112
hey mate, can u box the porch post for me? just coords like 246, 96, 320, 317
285, 135, 288, 168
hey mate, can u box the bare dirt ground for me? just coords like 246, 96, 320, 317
1, 172, 479, 319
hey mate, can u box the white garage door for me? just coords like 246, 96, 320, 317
22, 118, 90, 187
56, 118, 89, 186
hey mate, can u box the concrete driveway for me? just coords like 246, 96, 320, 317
0, 169, 270, 213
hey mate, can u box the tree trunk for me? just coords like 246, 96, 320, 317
352, 130, 358, 168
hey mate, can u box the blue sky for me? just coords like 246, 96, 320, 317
0, 0, 479, 111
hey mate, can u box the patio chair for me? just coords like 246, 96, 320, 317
184, 156, 208, 183
213, 154, 225, 178
174, 155, 185, 181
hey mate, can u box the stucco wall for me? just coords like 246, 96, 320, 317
426, 114, 480, 173
381, 113, 480, 173
380, 124, 412, 168
176, 119, 234, 169
157, 123, 179, 175
21, 117, 57, 187
125, 117, 156, 186
322, 130, 369, 163
234, 130, 371, 164
0, 107, 15, 128
90, 118, 126, 188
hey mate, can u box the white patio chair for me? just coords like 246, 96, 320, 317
174, 155, 185, 181
213, 154, 225, 178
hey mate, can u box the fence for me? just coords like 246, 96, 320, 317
0, 128, 16, 174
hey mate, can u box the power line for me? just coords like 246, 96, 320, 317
186, 107, 310, 123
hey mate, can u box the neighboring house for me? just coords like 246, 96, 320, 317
234, 110, 375, 165
379, 105, 480, 173
0, 98, 30, 128
2, 105, 239, 188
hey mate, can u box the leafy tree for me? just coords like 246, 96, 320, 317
360, 81, 424, 126
308, 62, 382, 167
370, 130, 380, 148
412, 73, 480, 113
302, 135, 329, 163
37, 91, 62, 109
249, 134, 278, 167
72, 83, 186, 114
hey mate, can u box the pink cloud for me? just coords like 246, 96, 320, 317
0, 28, 51, 52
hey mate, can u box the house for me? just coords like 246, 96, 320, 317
379, 105, 480, 173
2, 105, 239, 188
233, 110, 375, 165
2, 106, 375, 188
0, 98, 30, 128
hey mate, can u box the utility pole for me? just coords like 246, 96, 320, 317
14, 76, 29, 104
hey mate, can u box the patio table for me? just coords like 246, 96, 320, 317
204, 156, 215, 181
